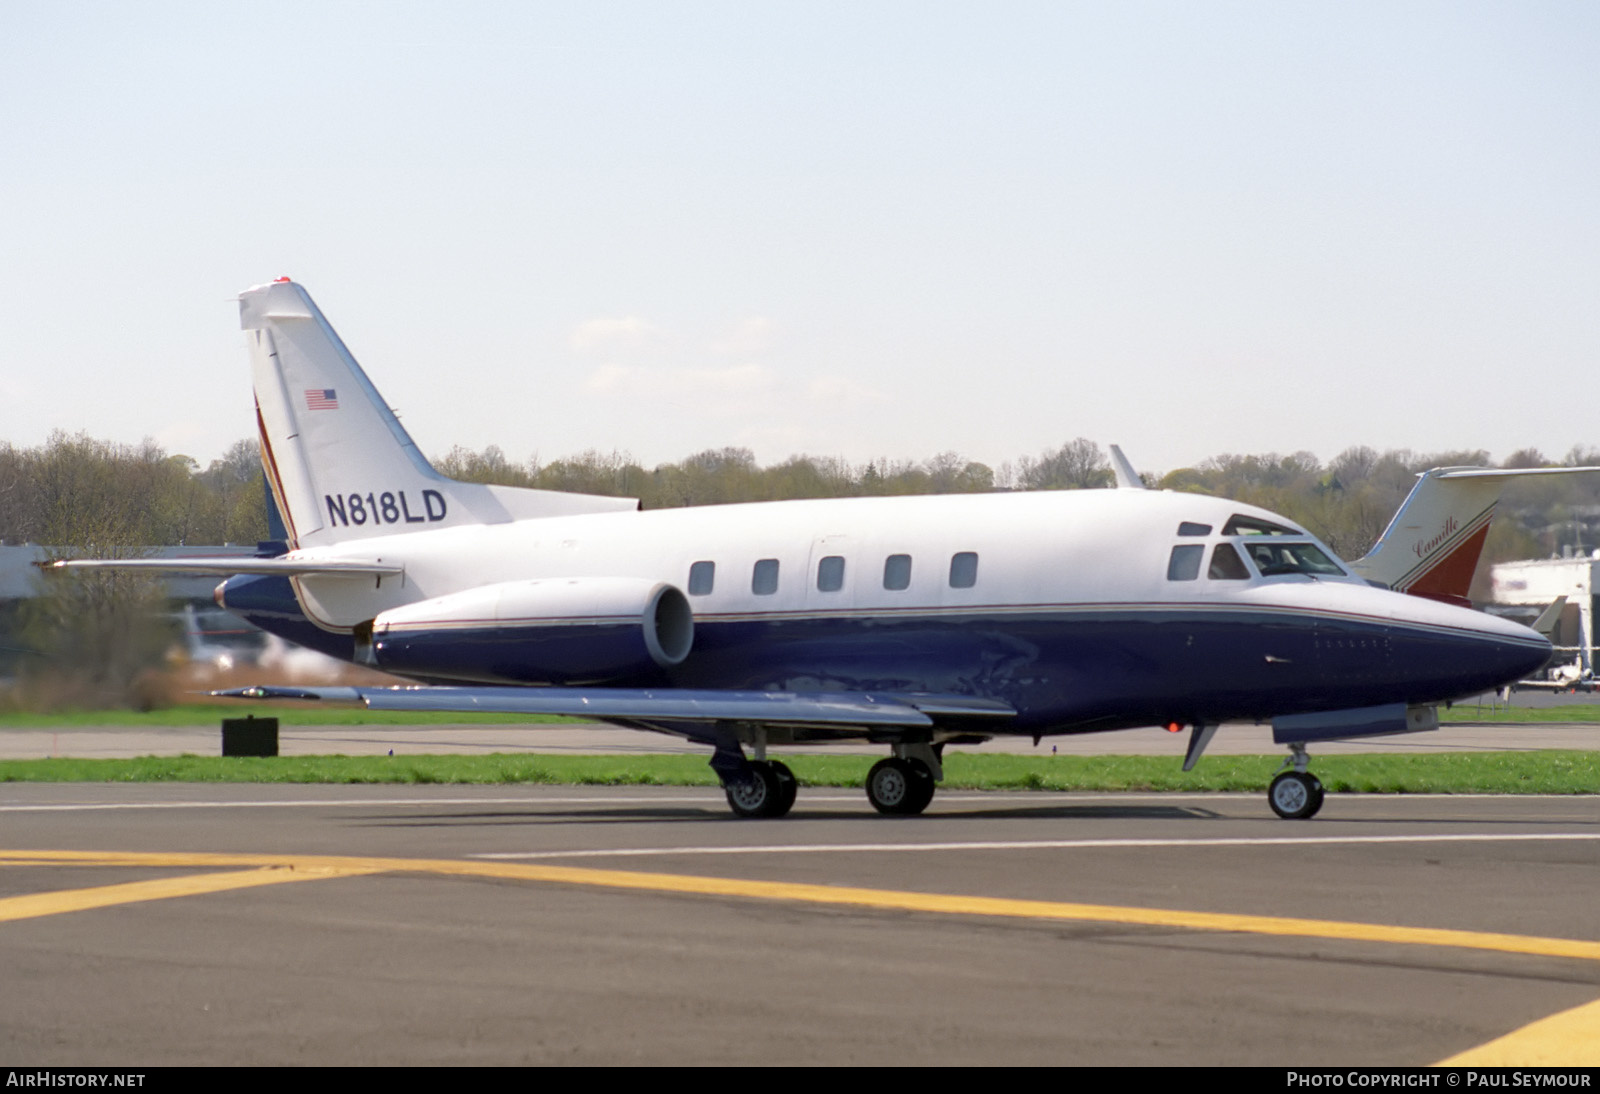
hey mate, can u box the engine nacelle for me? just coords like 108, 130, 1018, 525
369, 577, 693, 685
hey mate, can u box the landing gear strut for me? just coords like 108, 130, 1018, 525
1267, 744, 1325, 819
712, 728, 798, 819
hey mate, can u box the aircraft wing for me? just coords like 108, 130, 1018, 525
47, 557, 403, 577
214, 684, 1016, 729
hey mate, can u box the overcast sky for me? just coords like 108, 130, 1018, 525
2, 1, 1597, 477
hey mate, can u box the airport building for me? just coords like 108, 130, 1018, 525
1490, 552, 1600, 674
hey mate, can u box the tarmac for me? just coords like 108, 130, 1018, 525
1, 783, 1595, 1065
1, 694, 1595, 1065
0, 714, 1593, 760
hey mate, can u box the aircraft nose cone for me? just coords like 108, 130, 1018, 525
1484, 633, 1548, 684
1451, 623, 1550, 696
1371, 594, 1553, 703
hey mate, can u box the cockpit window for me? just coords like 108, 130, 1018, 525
1207, 543, 1251, 580
1243, 541, 1345, 577
1167, 544, 1203, 581
1177, 521, 1212, 537
1222, 514, 1303, 536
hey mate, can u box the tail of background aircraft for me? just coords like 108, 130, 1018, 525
241, 279, 637, 550
1349, 466, 1600, 606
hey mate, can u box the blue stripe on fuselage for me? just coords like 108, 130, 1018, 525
657, 609, 1544, 733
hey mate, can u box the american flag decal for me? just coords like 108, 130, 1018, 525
304, 388, 338, 411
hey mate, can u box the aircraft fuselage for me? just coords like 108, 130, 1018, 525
219, 486, 1549, 739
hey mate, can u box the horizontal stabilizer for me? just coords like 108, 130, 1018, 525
215, 685, 1016, 728
48, 557, 403, 577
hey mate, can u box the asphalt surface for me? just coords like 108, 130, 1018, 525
1, 782, 1596, 1065
1, 717, 1596, 759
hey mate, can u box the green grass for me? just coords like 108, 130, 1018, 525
1440, 702, 1600, 723
1, 751, 1594, 794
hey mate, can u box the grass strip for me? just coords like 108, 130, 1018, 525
0, 751, 1594, 794
1440, 703, 1600, 723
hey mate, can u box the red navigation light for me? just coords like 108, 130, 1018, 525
273, 276, 292, 283
1165, 721, 1182, 733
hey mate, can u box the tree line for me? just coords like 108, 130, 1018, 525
7, 431, 1600, 565
0, 433, 268, 548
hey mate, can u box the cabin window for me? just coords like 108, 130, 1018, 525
883, 553, 912, 591
1243, 541, 1345, 577
1167, 544, 1203, 581
752, 558, 780, 595
1207, 543, 1250, 580
688, 561, 715, 596
1178, 522, 1212, 536
1222, 514, 1302, 536
949, 551, 979, 589
817, 555, 846, 592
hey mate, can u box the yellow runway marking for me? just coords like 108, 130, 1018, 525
5, 848, 1598, 1063
1438, 997, 1600, 1066
4, 848, 1599, 962
0, 862, 383, 924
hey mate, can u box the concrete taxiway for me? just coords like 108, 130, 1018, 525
1, 782, 1596, 1065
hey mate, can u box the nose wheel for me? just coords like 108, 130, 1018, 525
1267, 770, 1324, 819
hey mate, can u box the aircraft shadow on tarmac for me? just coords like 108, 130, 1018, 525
349, 801, 1226, 827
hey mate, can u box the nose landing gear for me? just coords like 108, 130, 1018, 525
1268, 744, 1325, 819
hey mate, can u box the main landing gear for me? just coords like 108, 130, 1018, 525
712, 733, 945, 818
1267, 743, 1325, 819
723, 759, 798, 819
865, 756, 936, 815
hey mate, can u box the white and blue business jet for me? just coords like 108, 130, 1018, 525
57, 279, 1559, 820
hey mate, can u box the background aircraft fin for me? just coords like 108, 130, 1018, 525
1108, 444, 1146, 490
1531, 595, 1568, 639
1348, 466, 1600, 606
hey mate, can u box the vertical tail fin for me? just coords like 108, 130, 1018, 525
1531, 595, 1568, 639
1349, 466, 1600, 606
240, 279, 636, 548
